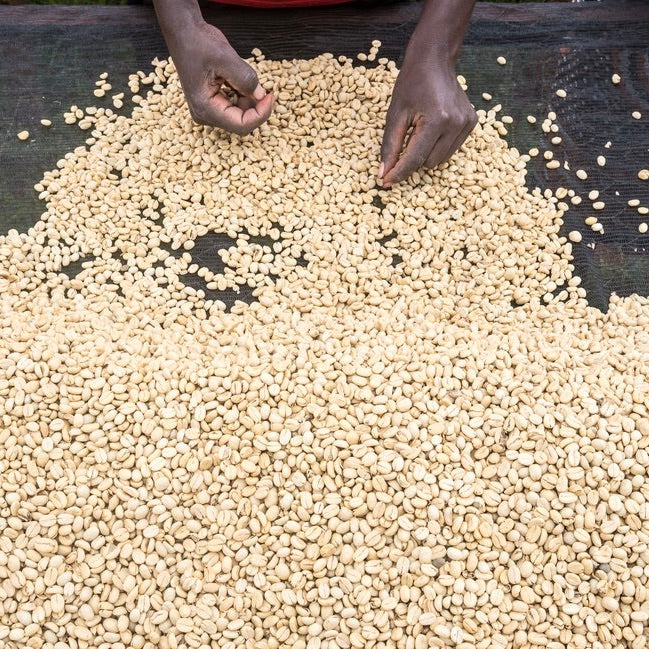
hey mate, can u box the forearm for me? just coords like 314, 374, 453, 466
406, 0, 475, 65
153, 0, 204, 51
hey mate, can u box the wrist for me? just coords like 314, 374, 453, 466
406, 0, 474, 66
403, 33, 457, 70
402, 34, 458, 76
153, 0, 205, 50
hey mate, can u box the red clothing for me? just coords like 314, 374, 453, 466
211, 0, 351, 7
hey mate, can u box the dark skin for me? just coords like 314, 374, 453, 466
153, 0, 476, 185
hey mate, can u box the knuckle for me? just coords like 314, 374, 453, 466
438, 110, 452, 124
466, 111, 478, 129
448, 113, 465, 130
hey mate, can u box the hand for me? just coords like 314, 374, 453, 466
379, 59, 477, 186
171, 21, 274, 135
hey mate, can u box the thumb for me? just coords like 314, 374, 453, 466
220, 48, 264, 99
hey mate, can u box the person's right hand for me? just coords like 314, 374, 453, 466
171, 21, 274, 135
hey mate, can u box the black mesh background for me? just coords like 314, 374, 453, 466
1, 1, 648, 312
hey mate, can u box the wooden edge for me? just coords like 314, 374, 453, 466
1, 1, 648, 28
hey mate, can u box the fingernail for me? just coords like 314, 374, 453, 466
378, 162, 384, 178
253, 84, 266, 101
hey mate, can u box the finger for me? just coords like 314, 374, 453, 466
428, 120, 475, 169
218, 48, 264, 99
207, 92, 274, 135
423, 133, 457, 170
382, 119, 438, 186
380, 110, 409, 181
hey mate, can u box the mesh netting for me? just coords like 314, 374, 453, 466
1, 0, 647, 312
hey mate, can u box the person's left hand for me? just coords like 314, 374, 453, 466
379, 58, 477, 187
